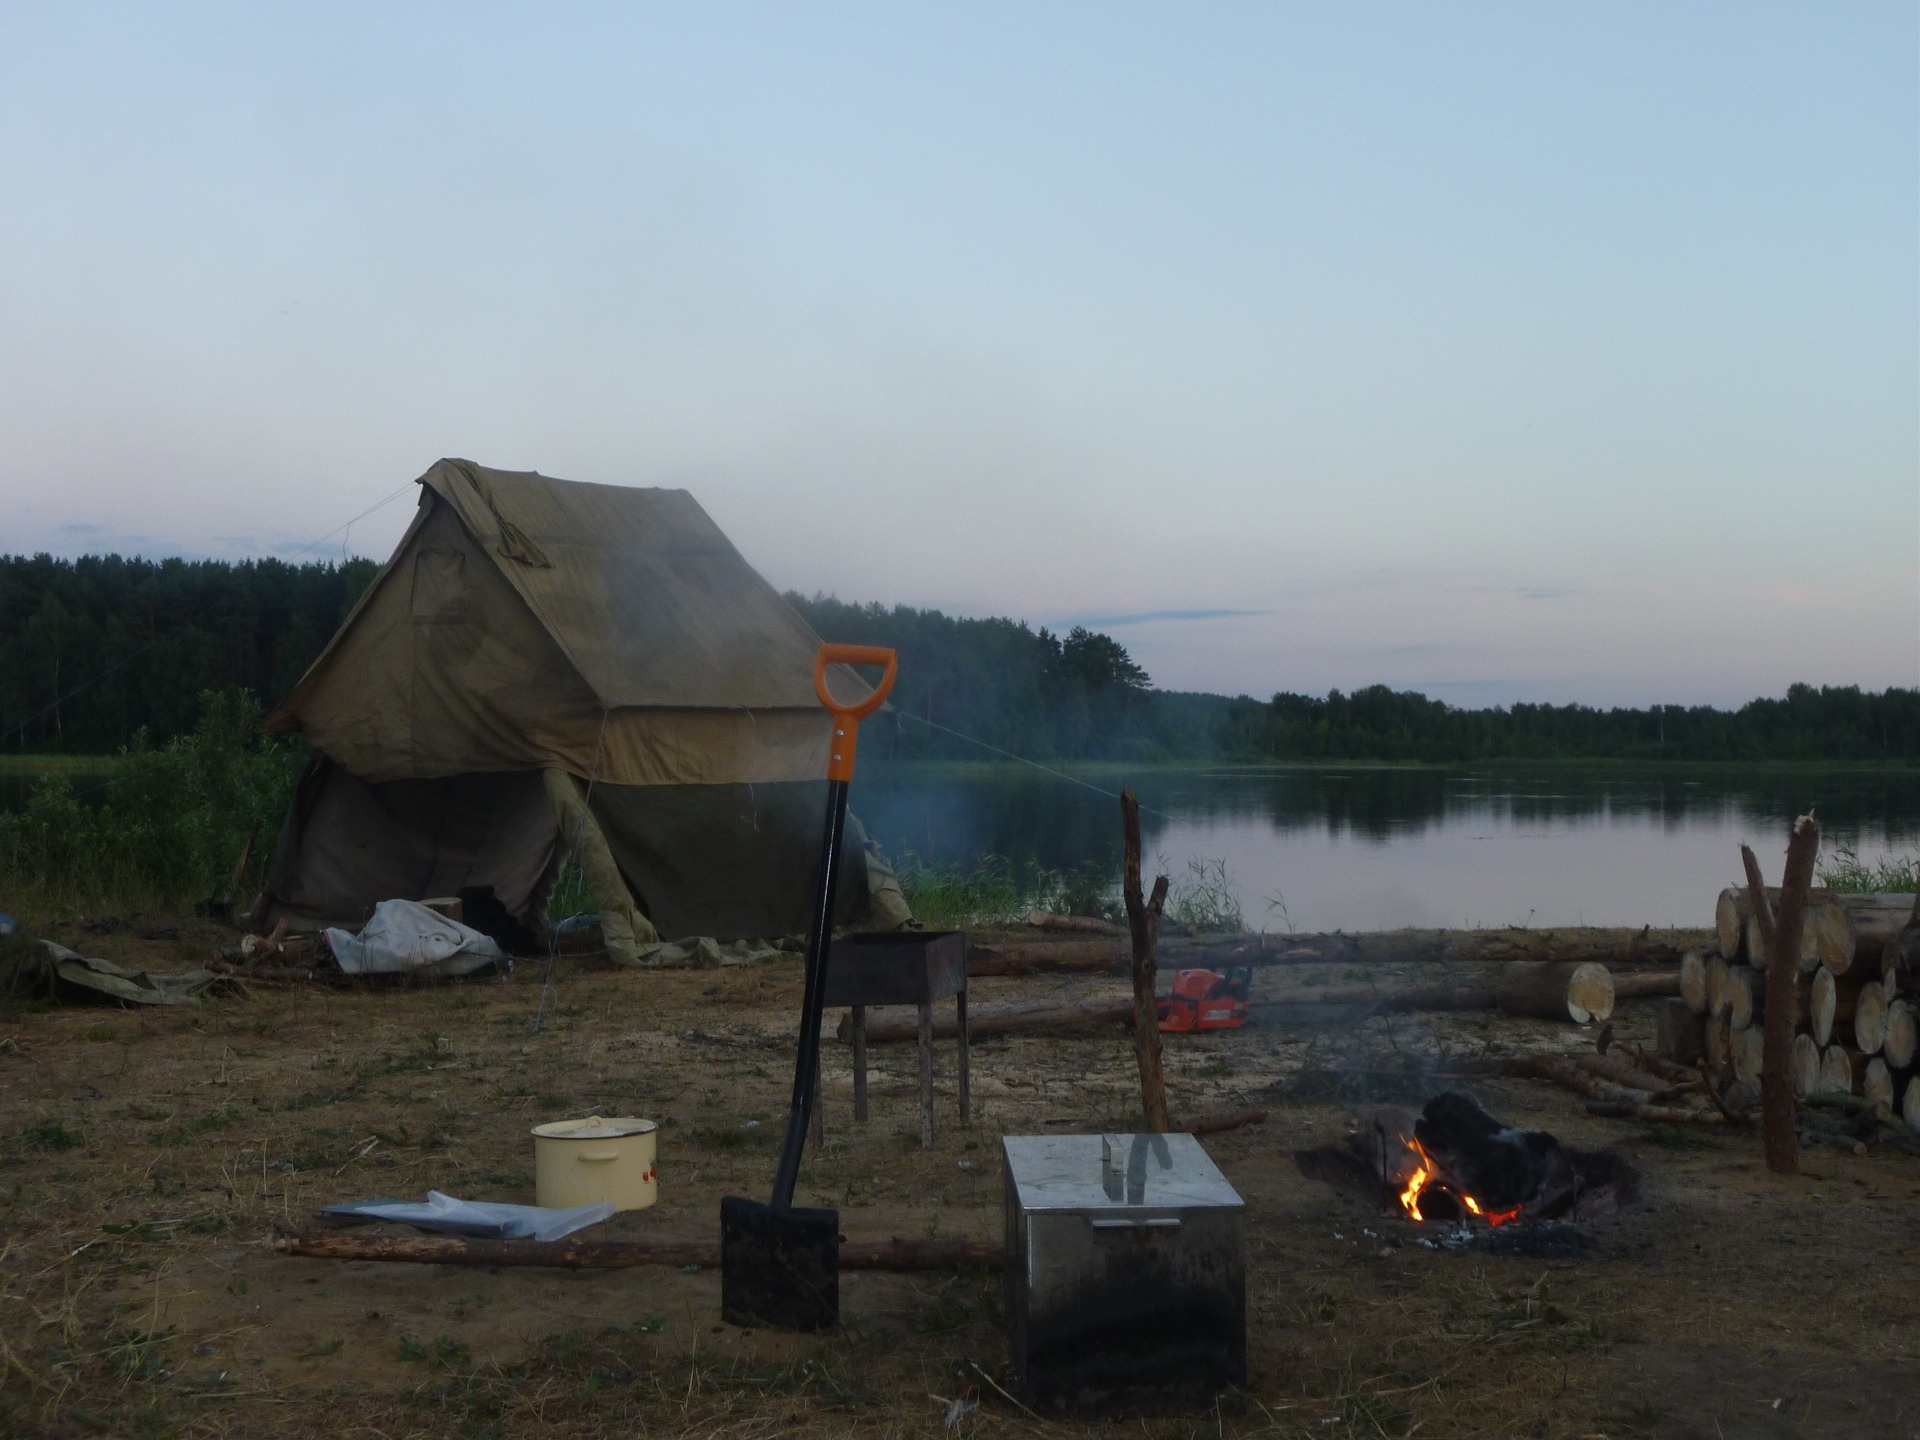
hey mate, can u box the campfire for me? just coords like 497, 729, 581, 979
1297, 1091, 1638, 1238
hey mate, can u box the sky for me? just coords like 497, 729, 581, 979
0, 2, 1914, 707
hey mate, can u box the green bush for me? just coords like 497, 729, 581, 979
0, 689, 304, 911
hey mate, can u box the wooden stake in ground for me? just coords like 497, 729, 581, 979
1759, 815, 1821, 1175
1121, 789, 1171, 1133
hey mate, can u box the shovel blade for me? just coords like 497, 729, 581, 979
719, 1196, 839, 1331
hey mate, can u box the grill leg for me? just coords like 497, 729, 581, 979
917, 1001, 934, 1149
956, 988, 970, 1122
852, 1005, 868, 1123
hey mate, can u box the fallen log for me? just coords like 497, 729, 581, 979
857, 962, 1623, 1041
1718, 884, 1833, 962
1503, 1055, 1651, 1104
1027, 911, 1124, 936
1577, 1050, 1683, 1095
1179, 1107, 1268, 1136
840, 992, 1135, 1042
1613, 971, 1682, 1002
273, 1232, 1003, 1271
1811, 896, 1917, 977
965, 928, 1710, 977
1585, 1100, 1728, 1124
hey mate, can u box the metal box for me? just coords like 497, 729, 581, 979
1001, 1132, 1246, 1410
821, 930, 966, 1007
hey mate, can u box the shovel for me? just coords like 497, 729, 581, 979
721, 643, 897, 1330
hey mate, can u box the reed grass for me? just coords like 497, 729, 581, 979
1816, 844, 1919, 893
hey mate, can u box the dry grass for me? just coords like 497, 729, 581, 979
1, 919, 1917, 1438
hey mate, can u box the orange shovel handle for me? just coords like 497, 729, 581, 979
814, 644, 897, 782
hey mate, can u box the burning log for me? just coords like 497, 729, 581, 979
273, 1233, 1002, 1271
1811, 896, 1917, 977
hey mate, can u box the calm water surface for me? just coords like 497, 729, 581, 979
9, 761, 1916, 933
851, 763, 1920, 932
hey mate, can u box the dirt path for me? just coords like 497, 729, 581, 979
2, 928, 1916, 1438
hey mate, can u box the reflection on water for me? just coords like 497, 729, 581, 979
851, 763, 1920, 932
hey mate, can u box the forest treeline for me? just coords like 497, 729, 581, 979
2, 554, 1914, 763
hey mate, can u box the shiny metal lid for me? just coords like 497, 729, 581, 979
1002, 1133, 1244, 1214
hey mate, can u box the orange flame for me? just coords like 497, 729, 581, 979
1397, 1138, 1524, 1227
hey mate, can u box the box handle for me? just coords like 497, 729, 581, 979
1086, 1217, 1181, 1230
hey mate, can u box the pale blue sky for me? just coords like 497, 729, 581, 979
1, 3, 1913, 705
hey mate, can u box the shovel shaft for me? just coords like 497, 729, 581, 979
771, 774, 850, 1208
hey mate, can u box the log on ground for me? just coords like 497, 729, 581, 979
273, 1233, 1004, 1271
1811, 895, 1918, 977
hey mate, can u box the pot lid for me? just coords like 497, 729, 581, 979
531, 1115, 659, 1140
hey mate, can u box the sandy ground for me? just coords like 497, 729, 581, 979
2, 918, 1918, 1439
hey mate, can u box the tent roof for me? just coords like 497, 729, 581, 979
422, 459, 851, 711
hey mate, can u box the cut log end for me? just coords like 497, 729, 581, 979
1862, 1057, 1895, 1112
1563, 962, 1615, 1024
1680, 950, 1710, 1014
1855, 987, 1890, 1055
1882, 999, 1916, 1071
1790, 1033, 1822, 1099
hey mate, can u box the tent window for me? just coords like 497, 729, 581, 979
410, 548, 468, 622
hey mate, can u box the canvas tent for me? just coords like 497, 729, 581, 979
255, 458, 910, 959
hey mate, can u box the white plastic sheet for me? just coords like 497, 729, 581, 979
321, 1190, 613, 1241
325, 899, 507, 978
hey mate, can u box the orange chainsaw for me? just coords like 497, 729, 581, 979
1156, 965, 1251, 1032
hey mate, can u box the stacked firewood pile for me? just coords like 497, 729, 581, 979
1665, 888, 1919, 1129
